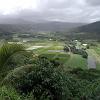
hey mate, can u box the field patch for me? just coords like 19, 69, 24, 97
66, 54, 87, 69
40, 53, 70, 64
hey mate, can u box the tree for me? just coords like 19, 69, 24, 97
63, 46, 69, 52
0, 43, 25, 67
0, 43, 26, 80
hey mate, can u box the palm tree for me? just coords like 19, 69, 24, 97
0, 43, 25, 70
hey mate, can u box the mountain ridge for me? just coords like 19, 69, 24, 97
0, 21, 85, 33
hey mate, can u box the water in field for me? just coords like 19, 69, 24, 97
48, 50, 64, 53
88, 56, 96, 69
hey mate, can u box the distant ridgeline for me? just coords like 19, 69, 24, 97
0, 21, 100, 40
71, 21, 100, 40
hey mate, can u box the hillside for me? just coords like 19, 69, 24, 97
0, 21, 85, 33
77, 21, 100, 33
68, 21, 100, 40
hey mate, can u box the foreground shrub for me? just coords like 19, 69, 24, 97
0, 86, 37, 100
0, 43, 25, 67
70, 68, 100, 81
3, 57, 71, 100
0, 43, 34, 82
0, 86, 22, 100
3, 58, 100, 100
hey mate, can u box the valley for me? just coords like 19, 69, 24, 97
3, 35, 100, 70
0, 0, 100, 99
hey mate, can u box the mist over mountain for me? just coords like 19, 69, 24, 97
0, 18, 85, 33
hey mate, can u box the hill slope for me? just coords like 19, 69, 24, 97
0, 21, 84, 33
69, 21, 100, 39
77, 21, 100, 33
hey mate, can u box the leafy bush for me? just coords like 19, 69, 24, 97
81, 50, 88, 59
0, 86, 37, 100
2, 57, 100, 100
0, 43, 33, 82
69, 68, 100, 81
3, 57, 71, 100
68, 45, 88, 59
0, 86, 22, 100
70, 46, 88, 59
63, 46, 69, 52
0, 43, 25, 67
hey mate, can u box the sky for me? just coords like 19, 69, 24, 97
0, 0, 100, 23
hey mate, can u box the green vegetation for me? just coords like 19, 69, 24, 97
39, 53, 70, 65
66, 54, 87, 69
0, 18, 100, 100
0, 43, 32, 82
0, 39, 100, 100
85, 42, 100, 70
0, 43, 25, 67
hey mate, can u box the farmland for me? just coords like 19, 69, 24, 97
0, 38, 100, 100
25, 40, 88, 69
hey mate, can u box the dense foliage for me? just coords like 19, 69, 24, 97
67, 45, 88, 58
2, 56, 100, 100
0, 43, 100, 100
3, 57, 71, 100
0, 43, 25, 67
0, 43, 33, 82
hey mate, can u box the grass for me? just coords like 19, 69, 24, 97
26, 40, 64, 48
91, 44, 100, 56
31, 40, 69, 66
38, 52, 88, 70
32, 40, 64, 54
40, 53, 70, 65
94, 47, 100, 55
96, 63, 100, 70
65, 54, 88, 69
29, 40, 88, 70
0, 86, 36, 100
0, 86, 22, 100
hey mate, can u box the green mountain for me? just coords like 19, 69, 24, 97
69, 21, 100, 40
0, 21, 84, 33
77, 21, 100, 33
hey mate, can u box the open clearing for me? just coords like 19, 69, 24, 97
27, 40, 88, 69
66, 54, 87, 69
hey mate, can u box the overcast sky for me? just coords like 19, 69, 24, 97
0, 0, 100, 23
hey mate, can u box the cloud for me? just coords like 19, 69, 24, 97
86, 0, 100, 6
0, 0, 100, 23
